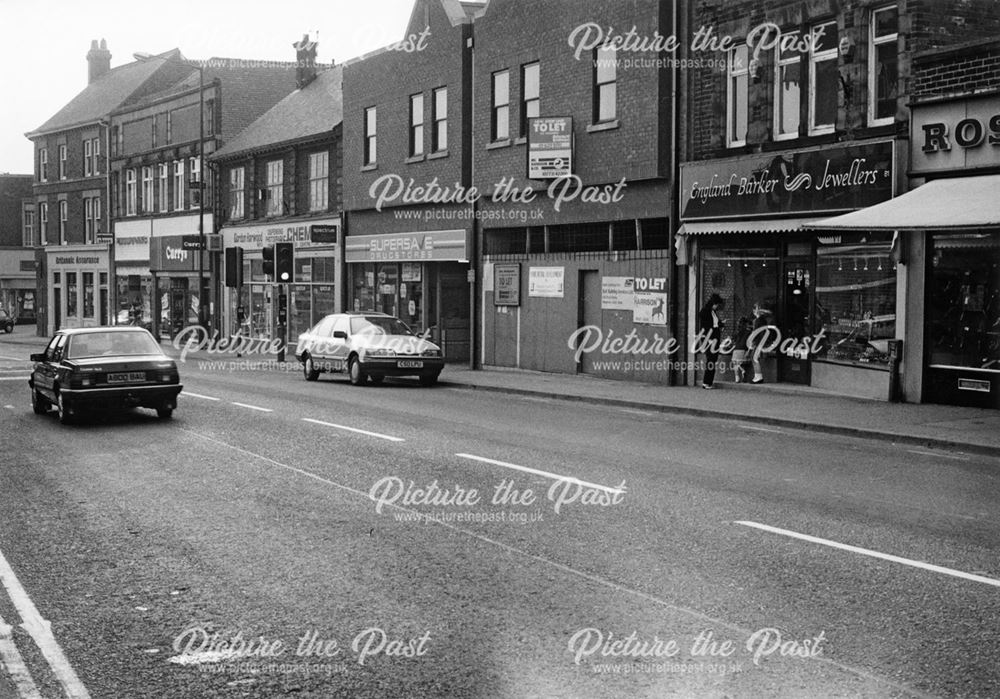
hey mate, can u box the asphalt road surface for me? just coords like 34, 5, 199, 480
0, 337, 998, 698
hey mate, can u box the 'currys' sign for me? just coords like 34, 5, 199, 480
911, 96, 1000, 175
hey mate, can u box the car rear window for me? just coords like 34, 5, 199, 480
68, 331, 162, 359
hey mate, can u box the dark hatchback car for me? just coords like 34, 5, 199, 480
29, 327, 182, 424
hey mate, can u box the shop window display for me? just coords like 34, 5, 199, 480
700, 248, 780, 336
814, 236, 896, 365
927, 233, 1000, 371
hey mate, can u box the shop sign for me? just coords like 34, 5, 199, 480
223, 220, 340, 251
527, 117, 573, 179
601, 277, 635, 310
311, 224, 339, 244
401, 263, 422, 283
52, 255, 102, 267
149, 235, 204, 272
528, 267, 564, 298
910, 96, 1000, 175
345, 230, 469, 262
680, 140, 894, 220
494, 263, 521, 306
632, 278, 667, 326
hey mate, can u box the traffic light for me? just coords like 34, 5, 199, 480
224, 247, 244, 288
275, 242, 294, 283
262, 245, 275, 277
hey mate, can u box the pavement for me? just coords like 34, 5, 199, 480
3, 324, 998, 457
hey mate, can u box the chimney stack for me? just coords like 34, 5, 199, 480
293, 34, 318, 89
87, 39, 112, 84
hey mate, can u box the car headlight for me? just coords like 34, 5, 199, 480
421, 349, 442, 357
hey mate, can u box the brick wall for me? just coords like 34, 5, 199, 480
913, 39, 1000, 102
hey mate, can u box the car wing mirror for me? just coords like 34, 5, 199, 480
333, 330, 348, 339
30, 352, 46, 362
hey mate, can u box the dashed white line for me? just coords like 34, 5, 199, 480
906, 449, 971, 461
0, 355, 25, 362
181, 391, 220, 401
0, 613, 43, 699
455, 453, 625, 494
3, 405, 14, 410
302, 418, 404, 442
0, 548, 90, 698
736, 520, 1000, 589
739, 424, 785, 434
231, 401, 273, 413
0, 377, 28, 382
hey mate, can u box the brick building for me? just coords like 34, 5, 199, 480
475, 0, 676, 380
341, 0, 481, 363
108, 50, 298, 339
213, 38, 344, 345
26, 41, 196, 335
0, 174, 34, 322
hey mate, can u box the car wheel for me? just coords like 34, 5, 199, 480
303, 355, 320, 381
3, 324, 12, 333
56, 392, 74, 425
419, 372, 440, 387
348, 356, 367, 386
156, 406, 173, 419
31, 388, 50, 414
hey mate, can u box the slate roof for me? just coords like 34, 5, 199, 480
212, 65, 343, 160
27, 50, 186, 137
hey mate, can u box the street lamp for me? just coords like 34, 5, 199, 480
133, 52, 208, 333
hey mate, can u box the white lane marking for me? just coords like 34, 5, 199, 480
0, 355, 26, 362
906, 449, 971, 462
181, 391, 220, 402
231, 401, 273, 413
0, 613, 43, 699
178, 427, 930, 699
736, 520, 1000, 589
0, 549, 91, 698
3, 405, 14, 410
0, 377, 29, 381
302, 418, 404, 442
455, 453, 625, 495
739, 424, 785, 434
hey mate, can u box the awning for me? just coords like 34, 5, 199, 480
677, 217, 823, 235
806, 174, 1000, 231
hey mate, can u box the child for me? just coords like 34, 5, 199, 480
731, 316, 753, 382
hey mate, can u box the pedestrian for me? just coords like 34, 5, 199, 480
731, 316, 753, 383
749, 303, 771, 384
698, 293, 725, 389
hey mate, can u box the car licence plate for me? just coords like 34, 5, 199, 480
107, 371, 146, 383
397, 360, 423, 369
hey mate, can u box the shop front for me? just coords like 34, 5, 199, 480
149, 235, 208, 341
678, 140, 901, 399
345, 229, 471, 362
113, 222, 152, 328
44, 246, 111, 334
220, 218, 341, 344
0, 249, 37, 324
811, 95, 1000, 408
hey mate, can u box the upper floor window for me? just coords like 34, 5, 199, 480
84, 138, 96, 177
188, 157, 201, 210
58, 145, 67, 180
266, 160, 283, 217
809, 21, 839, 135
58, 200, 68, 243
869, 6, 899, 126
39, 203, 48, 245
158, 163, 169, 213
141, 166, 154, 213
491, 70, 510, 142
521, 62, 540, 136
173, 160, 184, 211
84, 197, 101, 243
125, 169, 137, 216
409, 93, 425, 157
309, 152, 328, 212
39, 148, 48, 182
229, 166, 245, 220
593, 47, 617, 123
363, 107, 377, 166
432, 87, 448, 152
22, 208, 35, 247
774, 34, 801, 140
727, 44, 749, 147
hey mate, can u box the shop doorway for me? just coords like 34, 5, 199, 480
778, 258, 813, 384
577, 270, 601, 374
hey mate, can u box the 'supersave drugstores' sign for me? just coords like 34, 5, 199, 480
680, 141, 894, 220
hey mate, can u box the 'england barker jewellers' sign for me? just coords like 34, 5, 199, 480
680, 141, 894, 221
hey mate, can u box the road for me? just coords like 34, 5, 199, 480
0, 332, 998, 698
